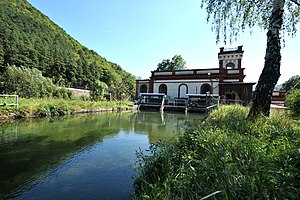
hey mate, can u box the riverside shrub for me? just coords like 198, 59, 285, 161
285, 89, 300, 118
0, 65, 72, 99
134, 105, 300, 199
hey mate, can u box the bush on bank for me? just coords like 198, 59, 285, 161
285, 88, 300, 118
0, 98, 133, 119
0, 65, 73, 99
134, 105, 300, 199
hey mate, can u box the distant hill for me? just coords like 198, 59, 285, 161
0, 0, 135, 97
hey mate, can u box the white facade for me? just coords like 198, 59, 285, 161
151, 79, 219, 99
136, 46, 255, 103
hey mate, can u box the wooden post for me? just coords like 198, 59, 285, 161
160, 95, 165, 113
16, 95, 18, 108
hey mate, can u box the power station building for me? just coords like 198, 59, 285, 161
136, 46, 255, 104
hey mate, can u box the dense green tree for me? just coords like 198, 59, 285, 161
281, 75, 300, 91
156, 55, 186, 71
90, 80, 108, 101
119, 70, 136, 100
200, 0, 300, 118
0, 42, 4, 66
0, 0, 135, 100
0, 65, 72, 98
285, 88, 300, 117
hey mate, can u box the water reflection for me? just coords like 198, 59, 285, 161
0, 111, 204, 199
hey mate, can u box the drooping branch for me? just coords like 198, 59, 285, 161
290, 0, 300, 6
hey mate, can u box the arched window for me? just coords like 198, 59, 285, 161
140, 84, 147, 93
178, 84, 188, 98
159, 84, 167, 95
226, 62, 235, 69
201, 83, 211, 94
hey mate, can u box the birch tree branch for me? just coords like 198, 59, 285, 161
290, 0, 300, 6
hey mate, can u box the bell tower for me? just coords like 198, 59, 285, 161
218, 46, 244, 69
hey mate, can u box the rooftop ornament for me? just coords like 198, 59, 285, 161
224, 47, 238, 51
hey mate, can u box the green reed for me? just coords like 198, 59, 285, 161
134, 105, 300, 199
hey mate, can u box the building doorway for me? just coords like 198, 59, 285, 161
225, 90, 240, 104
178, 84, 188, 98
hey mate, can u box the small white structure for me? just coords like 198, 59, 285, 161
0, 94, 18, 108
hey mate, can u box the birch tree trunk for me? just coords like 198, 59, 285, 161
248, 0, 285, 119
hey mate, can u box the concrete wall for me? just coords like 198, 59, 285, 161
65, 88, 90, 97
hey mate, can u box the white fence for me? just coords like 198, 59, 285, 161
0, 95, 19, 108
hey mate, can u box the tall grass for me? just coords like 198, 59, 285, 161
134, 105, 300, 199
0, 98, 133, 119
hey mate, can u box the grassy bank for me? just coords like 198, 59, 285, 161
134, 105, 300, 199
0, 98, 133, 120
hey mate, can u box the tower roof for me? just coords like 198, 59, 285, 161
219, 45, 243, 55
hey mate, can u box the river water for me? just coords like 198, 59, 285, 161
0, 111, 205, 200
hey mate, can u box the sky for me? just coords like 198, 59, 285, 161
27, 0, 300, 84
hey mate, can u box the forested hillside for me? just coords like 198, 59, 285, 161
0, 0, 135, 99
